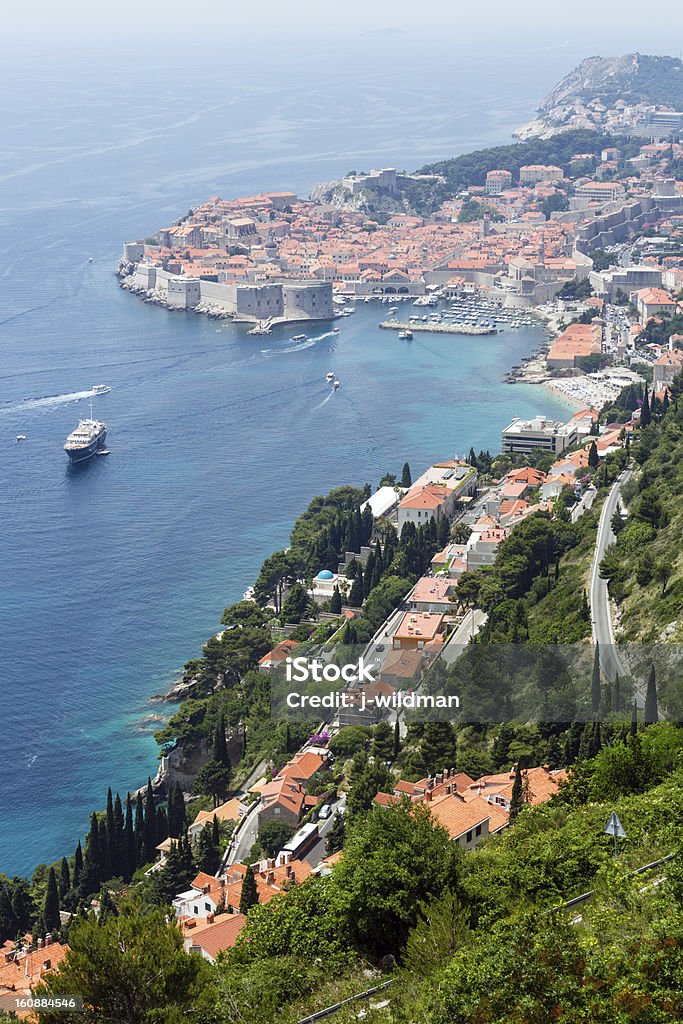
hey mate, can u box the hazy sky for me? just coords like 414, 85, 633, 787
8, 0, 683, 48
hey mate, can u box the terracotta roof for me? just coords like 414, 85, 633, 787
428, 792, 508, 840
185, 913, 246, 960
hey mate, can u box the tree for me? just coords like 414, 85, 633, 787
644, 665, 659, 725
417, 722, 457, 775
588, 441, 599, 469
591, 643, 602, 715
329, 585, 342, 614
393, 717, 401, 760
80, 813, 103, 899
640, 385, 651, 426
371, 721, 394, 762
655, 561, 672, 596
192, 759, 231, 808
326, 811, 346, 855
509, 763, 524, 824
331, 801, 457, 956
239, 865, 259, 914
257, 820, 295, 858
143, 779, 158, 864
349, 574, 364, 607
73, 841, 83, 891
34, 900, 215, 1024
58, 858, 71, 901
196, 819, 221, 876
346, 751, 393, 817
401, 462, 412, 488
43, 867, 61, 935
124, 796, 136, 881
212, 715, 230, 768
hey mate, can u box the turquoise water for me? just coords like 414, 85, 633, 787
0, 36, 576, 875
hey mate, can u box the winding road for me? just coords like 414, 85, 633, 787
590, 470, 631, 686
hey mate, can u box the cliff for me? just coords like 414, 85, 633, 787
515, 53, 683, 140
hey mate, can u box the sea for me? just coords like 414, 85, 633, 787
0, 32, 584, 876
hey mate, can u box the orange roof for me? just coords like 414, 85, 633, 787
399, 484, 451, 511
428, 792, 508, 840
185, 913, 246, 959
466, 765, 567, 806
259, 639, 300, 666
0, 941, 69, 1017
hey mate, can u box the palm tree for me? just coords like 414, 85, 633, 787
450, 522, 472, 545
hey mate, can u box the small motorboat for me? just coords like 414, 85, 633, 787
96, 449, 110, 456
326, 372, 335, 381
331, 327, 341, 334
333, 380, 340, 391
16, 435, 27, 442
292, 334, 307, 341
92, 384, 111, 394
398, 330, 413, 340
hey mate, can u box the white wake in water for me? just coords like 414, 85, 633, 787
261, 329, 338, 356
312, 388, 336, 411
0, 388, 102, 417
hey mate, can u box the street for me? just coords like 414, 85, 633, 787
590, 470, 631, 687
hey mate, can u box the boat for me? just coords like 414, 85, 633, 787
326, 372, 335, 381
292, 333, 307, 341
398, 330, 413, 340
64, 401, 107, 463
331, 327, 341, 334
388, 306, 398, 314
96, 449, 110, 456
16, 435, 27, 442
333, 380, 340, 391
92, 384, 111, 395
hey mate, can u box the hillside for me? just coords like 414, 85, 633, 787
515, 52, 683, 139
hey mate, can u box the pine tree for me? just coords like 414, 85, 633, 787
509, 763, 524, 824
239, 864, 259, 914
43, 867, 61, 935
329, 585, 342, 614
59, 857, 71, 900
401, 462, 412, 488
591, 644, 601, 715
644, 665, 659, 724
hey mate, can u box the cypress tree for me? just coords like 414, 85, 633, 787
172, 785, 187, 837
401, 462, 412, 488
640, 385, 651, 426
58, 857, 70, 899
106, 788, 115, 858
135, 792, 145, 866
361, 505, 374, 546
112, 793, 125, 878
212, 813, 220, 849
631, 700, 638, 737
124, 794, 136, 881
581, 589, 590, 622
591, 644, 601, 715
644, 665, 659, 724
509, 763, 524, 824
363, 552, 375, 599
329, 585, 342, 614
143, 778, 158, 863
371, 556, 382, 591
43, 867, 61, 935
239, 864, 259, 914
73, 840, 83, 890
588, 441, 599, 469
80, 813, 102, 898
156, 806, 169, 844
613, 673, 622, 713
213, 715, 230, 769
393, 717, 401, 760
349, 574, 364, 607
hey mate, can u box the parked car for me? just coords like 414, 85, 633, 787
318, 804, 332, 820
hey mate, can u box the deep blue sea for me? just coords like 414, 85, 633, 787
0, 34, 582, 875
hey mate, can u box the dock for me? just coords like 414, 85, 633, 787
379, 320, 496, 336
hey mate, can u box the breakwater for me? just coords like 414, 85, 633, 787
379, 320, 496, 336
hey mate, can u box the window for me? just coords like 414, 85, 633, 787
193, 906, 198, 915
466, 830, 473, 843
205, 902, 211, 912
475, 824, 482, 837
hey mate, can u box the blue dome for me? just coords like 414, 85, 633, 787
316, 569, 334, 580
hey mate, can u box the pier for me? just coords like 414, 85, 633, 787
379, 320, 496, 336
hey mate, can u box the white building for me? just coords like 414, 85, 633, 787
501, 416, 578, 456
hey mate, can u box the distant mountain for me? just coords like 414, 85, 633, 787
516, 53, 683, 140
